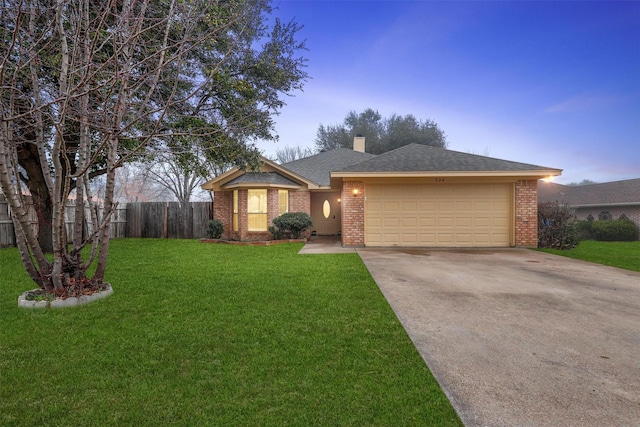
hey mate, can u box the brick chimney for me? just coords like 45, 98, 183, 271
353, 134, 365, 153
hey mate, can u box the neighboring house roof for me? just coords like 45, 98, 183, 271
224, 172, 300, 188
337, 144, 556, 173
281, 148, 375, 186
538, 178, 640, 206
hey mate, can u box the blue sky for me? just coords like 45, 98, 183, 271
257, 0, 640, 184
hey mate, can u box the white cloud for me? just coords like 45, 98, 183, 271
544, 93, 628, 114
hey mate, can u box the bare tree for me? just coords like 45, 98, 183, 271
112, 164, 171, 203
0, 0, 307, 294
272, 145, 315, 164
145, 151, 208, 208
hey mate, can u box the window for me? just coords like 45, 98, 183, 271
323, 200, 330, 219
232, 190, 239, 232
278, 190, 289, 216
248, 189, 268, 231
598, 211, 612, 221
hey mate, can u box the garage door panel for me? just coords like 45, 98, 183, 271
417, 233, 436, 244
455, 233, 473, 244
438, 201, 455, 210
402, 217, 418, 227
474, 217, 491, 227
420, 217, 436, 227
456, 217, 473, 227
419, 201, 436, 211
401, 233, 418, 244
384, 201, 401, 211
365, 183, 511, 247
493, 217, 509, 227
402, 201, 418, 211
456, 201, 473, 211
475, 201, 492, 211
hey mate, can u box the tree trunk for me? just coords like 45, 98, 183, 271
17, 143, 55, 253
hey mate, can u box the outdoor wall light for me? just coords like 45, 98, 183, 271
352, 188, 359, 196
337, 198, 341, 203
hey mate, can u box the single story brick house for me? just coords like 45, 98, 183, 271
538, 178, 640, 239
202, 137, 561, 247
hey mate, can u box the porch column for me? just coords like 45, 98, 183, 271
341, 181, 365, 247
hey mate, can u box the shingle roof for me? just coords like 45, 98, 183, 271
538, 179, 640, 205
223, 172, 300, 187
282, 148, 376, 186
337, 143, 556, 173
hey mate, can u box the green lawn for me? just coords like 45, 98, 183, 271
536, 240, 640, 272
0, 239, 461, 426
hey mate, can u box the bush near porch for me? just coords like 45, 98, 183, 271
0, 239, 461, 426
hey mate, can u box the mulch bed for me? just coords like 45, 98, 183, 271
200, 238, 307, 246
25, 279, 109, 301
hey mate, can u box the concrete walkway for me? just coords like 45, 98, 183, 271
298, 236, 356, 254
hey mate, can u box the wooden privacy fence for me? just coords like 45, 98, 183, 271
1, 194, 38, 248
125, 202, 212, 239
63, 202, 127, 240
1, 197, 212, 247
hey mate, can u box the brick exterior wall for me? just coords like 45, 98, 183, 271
574, 206, 640, 240
290, 190, 311, 213
515, 180, 538, 247
574, 206, 640, 224
213, 188, 313, 241
213, 191, 232, 240
341, 181, 365, 246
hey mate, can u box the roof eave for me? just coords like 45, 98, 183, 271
260, 157, 321, 189
329, 169, 562, 190
573, 202, 640, 208
221, 183, 303, 190
201, 168, 242, 191
200, 156, 322, 191
330, 169, 563, 179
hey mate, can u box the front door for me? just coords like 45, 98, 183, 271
310, 192, 341, 235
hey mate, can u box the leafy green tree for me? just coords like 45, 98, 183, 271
0, 0, 307, 293
568, 179, 598, 186
314, 108, 447, 154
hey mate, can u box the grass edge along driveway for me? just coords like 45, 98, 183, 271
536, 240, 640, 272
0, 239, 462, 426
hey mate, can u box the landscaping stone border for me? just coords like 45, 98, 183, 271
200, 238, 306, 246
18, 284, 113, 309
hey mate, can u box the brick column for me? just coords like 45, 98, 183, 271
238, 189, 248, 240
213, 191, 232, 240
515, 180, 538, 247
267, 189, 279, 225
341, 181, 365, 247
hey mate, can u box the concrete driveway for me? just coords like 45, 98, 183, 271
357, 248, 640, 427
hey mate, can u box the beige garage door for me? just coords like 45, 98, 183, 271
365, 183, 512, 247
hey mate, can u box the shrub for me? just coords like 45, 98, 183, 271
268, 225, 283, 240
271, 212, 313, 239
538, 201, 578, 249
206, 219, 224, 239
591, 219, 638, 242
574, 219, 594, 241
